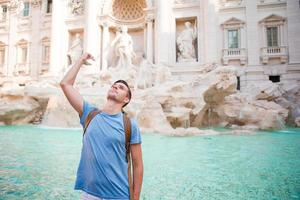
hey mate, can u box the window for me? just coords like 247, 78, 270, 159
0, 49, 4, 66
228, 29, 239, 48
46, 0, 52, 13
23, 2, 30, 17
42, 45, 50, 63
267, 27, 278, 47
41, 37, 50, 64
1, 5, 7, 21
269, 75, 280, 83
21, 47, 27, 63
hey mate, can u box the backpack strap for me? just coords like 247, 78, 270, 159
123, 114, 133, 200
83, 109, 101, 135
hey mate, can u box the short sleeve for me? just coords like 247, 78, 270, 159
79, 100, 98, 127
130, 119, 142, 144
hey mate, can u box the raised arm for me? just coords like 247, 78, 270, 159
59, 53, 94, 117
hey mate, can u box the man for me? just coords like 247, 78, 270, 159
60, 52, 143, 200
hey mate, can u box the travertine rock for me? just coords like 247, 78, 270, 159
0, 63, 296, 134
0, 95, 41, 125
275, 84, 300, 126
135, 97, 174, 134
41, 95, 106, 128
217, 95, 288, 130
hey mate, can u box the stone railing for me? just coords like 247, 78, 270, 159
14, 63, 30, 75
262, 46, 287, 55
0, 17, 8, 32
261, 46, 287, 55
259, 0, 286, 4
219, 0, 243, 8
39, 63, 50, 75
17, 16, 32, 30
222, 48, 247, 65
260, 46, 288, 64
223, 48, 245, 56
0, 64, 6, 75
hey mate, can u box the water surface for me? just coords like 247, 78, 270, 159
0, 126, 299, 200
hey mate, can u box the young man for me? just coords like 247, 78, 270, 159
60, 53, 143, 200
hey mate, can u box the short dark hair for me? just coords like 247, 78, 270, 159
113, 80, 132, 107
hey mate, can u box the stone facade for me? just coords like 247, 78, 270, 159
0, 0, 299, 90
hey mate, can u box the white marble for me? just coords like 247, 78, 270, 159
0, 0, 300, 132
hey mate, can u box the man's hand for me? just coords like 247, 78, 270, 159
60, 52, 95, 116
80, 52, 95, 65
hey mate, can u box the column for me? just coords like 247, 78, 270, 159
241, 27, 246, 49
245, 0, 260, 65
224, 29, 228, 49
155, 0, 172, 64
7, 3, 18, 77
202, 0, 218, 63
287, 0, 300, 64
29, 1, 41, 79
146, 16, 153, 63
50, 0, 66, 75
280, 24, 284, 46
101, 22, 109, 71
262, 25, 266, 47
208, 0, 218, 63
4, 45, 8, 76
199, 0, 206, 64
84, 0, 101, 72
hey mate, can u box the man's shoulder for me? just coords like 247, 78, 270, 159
129, 118, 141, 132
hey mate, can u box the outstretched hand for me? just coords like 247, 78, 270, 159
80, 52, 95, 65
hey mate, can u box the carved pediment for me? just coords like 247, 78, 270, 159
221, 17, 245, 28
0, 41, 6, 46
16, 39, 28, 47
259, 14, 285, 24
41, 37, 50, 43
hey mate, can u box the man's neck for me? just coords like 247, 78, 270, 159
102, 100, 122, 115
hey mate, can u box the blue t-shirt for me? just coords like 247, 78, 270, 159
74, 101, 142, 199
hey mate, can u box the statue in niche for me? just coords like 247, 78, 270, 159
67, 33, 90, 65
70, 0, 84, 15
111, 25, 136, 70
176, 21, 197, 62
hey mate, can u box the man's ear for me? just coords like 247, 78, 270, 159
123, 97, 130, 104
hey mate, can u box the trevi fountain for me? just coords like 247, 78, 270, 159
0, 0, 299, 135
0, 1, 300, 199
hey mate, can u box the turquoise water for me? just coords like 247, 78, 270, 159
0, 126, 300, 200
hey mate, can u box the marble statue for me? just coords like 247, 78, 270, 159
135, 58, 154, 89
154, 63, 172, 86
176, 21, 197, 62
67, 33, 87, 65
111, 25, 136, 69
70, 0, 84, 15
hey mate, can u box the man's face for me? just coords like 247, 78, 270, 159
107, 82, 130, 106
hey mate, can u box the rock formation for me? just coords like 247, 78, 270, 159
0, 62, 298, 134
